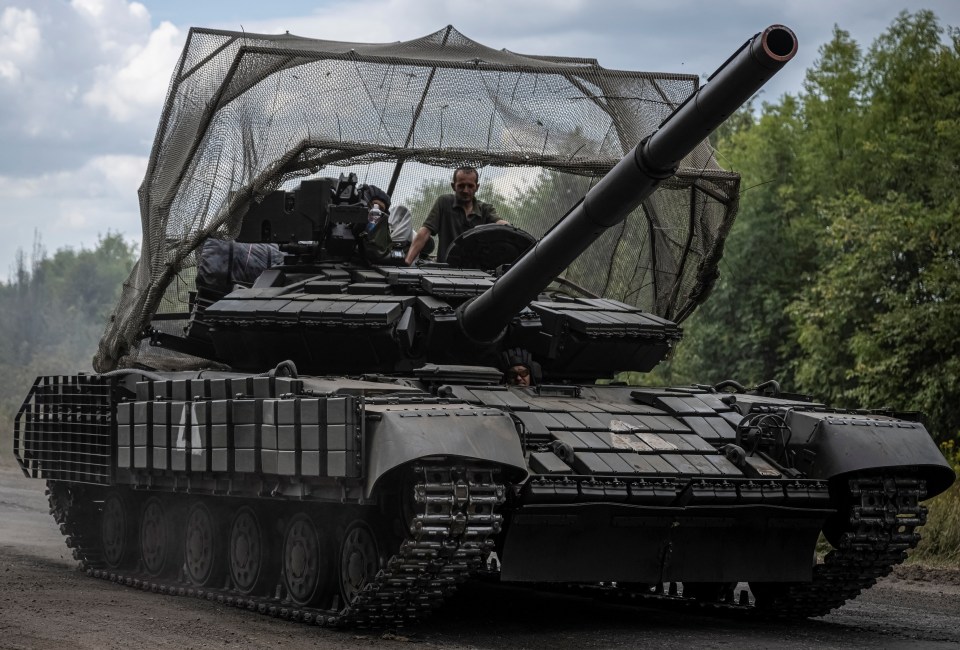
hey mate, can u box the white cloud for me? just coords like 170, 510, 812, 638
0, 0, 179, 179
0, 153, 145, 278
83, 20, 181, 121
0, 173, 41, 199
0, 61, 18, 81
0, 152, 143, 196
0, 6, 41, 82
71, 0, 151, 54
71, 0, 106, 18
0, 153, 146, 226
59, 207, 90, 229
0, 0, 166, 277
87, 154, 147, 194
70, 0, 182, 122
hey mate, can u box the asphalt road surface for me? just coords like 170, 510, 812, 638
1, 466, 958, 650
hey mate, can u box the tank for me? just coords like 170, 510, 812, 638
13, 24, 955, 629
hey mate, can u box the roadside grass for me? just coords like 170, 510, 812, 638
910, 479, 960, 566
910, 443, 960, 567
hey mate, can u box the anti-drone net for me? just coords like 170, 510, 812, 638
94, 26, 740, 372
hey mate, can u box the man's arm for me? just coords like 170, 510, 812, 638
482, 202, 509, 226
405, 226, 432, 265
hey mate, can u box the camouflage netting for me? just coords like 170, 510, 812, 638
94, 25, 740, 372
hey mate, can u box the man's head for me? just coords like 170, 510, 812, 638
505, 364, 531, 386
451, 166, 480, 204
500, 347, 538, 387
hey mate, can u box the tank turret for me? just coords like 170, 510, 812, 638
151, 27, 797, 381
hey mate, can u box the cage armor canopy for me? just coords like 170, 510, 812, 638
94, 24, 741, 372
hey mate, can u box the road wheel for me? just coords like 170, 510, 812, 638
338, 519, 381, 606
282, 512, 331, 606
184, 500, 224, 587
100, 490, 137, 569
229, 505, 274, 595
139, 496, 181, 577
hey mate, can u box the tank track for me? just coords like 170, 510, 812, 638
558, 474, 929, 619
50, 473, 927, 623
749, 474, 927, 618
48, 481, 103, 569
48, 464, 505, 628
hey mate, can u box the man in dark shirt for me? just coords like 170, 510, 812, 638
404, 166, 508, 264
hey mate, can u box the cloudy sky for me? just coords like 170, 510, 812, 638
1, 0, 957, 279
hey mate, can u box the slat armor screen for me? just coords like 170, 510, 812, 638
14, 375, 114, 485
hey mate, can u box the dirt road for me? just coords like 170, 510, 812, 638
2, 466, 958, 649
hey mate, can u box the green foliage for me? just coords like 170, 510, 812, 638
790, 193, 960, 441
909, 469, 960, 566
508, 169, 587, 235
786, 11, 960, 443
861, 11, 960, 205
940, 440, 960, 470
0, 234, 137, 466
665, 25, 872, 391
507, 128, 599, 235
659, 11, 960, 449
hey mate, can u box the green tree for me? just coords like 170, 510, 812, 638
404, 177, 449, 231
791, 193, 960, 441
508, 168, 592, 236
796, 26, 866, 198
789, 11, 960, 441
659, 16, 957, 406
860, 11, 960, 206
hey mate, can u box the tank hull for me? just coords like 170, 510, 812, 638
14, 371, 953, 624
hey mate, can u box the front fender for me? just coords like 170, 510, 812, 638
364, 403, 527, 498
787, 411, 955, 497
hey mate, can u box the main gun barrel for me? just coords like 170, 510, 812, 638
459, 25, 797, 341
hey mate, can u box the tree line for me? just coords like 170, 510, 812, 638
654, 10, 960, 446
